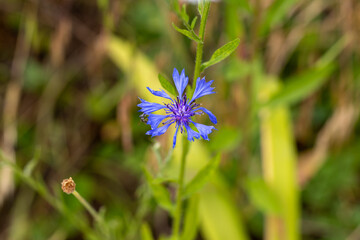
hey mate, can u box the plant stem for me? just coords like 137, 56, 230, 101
72, 189, 112, 239
72, 190, 102, 223
172, 138, 189, 239
172, 1, 210, 238
192, 1, 210, 87
0, 151, 96, 237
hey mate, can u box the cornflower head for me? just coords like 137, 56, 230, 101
138, 68, 217, 148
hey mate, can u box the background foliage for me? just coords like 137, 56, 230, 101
0, 0, 360, 239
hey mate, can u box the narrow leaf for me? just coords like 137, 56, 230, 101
172, 23, 202, 43
201, 38, 240, 71
158, 74, 177, 96
183, 154, 221, 198
266, 63, 335, 107
266, 36, 346, 107
190, 16, 198, 30
316, 36, 348, 68
181, 4, 189, 23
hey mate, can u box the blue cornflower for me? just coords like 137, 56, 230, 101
138, 68, 217, 148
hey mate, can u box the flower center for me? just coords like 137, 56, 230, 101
165, 94, 198, 126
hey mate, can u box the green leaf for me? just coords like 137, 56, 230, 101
141, 223, 154, 240
158, 74, 177, 96
181, 4, 189, 23
201, 38, 240, 71
190, 16, 198, 29
183, 154, 221, 198
245, 178, 281, 214
266, 63, 335, 107
144, 168, 174, 215
316, 36, 348, 68
265, 36, 347, 107
181, 195, 200, 240
172, 23, 202, 43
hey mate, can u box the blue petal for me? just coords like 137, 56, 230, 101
192, 122, 216, 140
196, 107, 217, 124
146, 123, 172, 137
147, 87, 173, 101
172, 125, 180, 148
147, 114, 170, 129
138, 98, 166, 114
190, 77, 215, 102
173, 68, 188, 97
184, 124, 200, 142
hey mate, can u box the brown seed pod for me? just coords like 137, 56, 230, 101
61, 177, 76, 194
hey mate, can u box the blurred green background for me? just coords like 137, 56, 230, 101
0, 0, 360, 239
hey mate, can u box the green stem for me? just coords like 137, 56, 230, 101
0, 151, 96, 237
192, 1, 210, 87
171, 1, 210, 238
72, 190, 102, 223
72, 189, 112, 239
172, 138, 189, 239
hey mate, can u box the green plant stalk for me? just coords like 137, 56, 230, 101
172, 138, 189, 238
171, 2, 210, 237
72, 190, 102, 223
192, 1, 210, 87
0, 152, 96, 238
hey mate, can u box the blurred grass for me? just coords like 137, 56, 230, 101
0, 0, 360, 239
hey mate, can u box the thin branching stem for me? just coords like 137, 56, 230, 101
73, 190, 102, 223
0, 151, 96, 238
192, 1, 210, 87
172, 2, 210, 238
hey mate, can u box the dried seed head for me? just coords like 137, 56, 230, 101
61, 177, 76, 194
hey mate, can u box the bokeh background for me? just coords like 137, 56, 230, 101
1, 0, 360, 239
